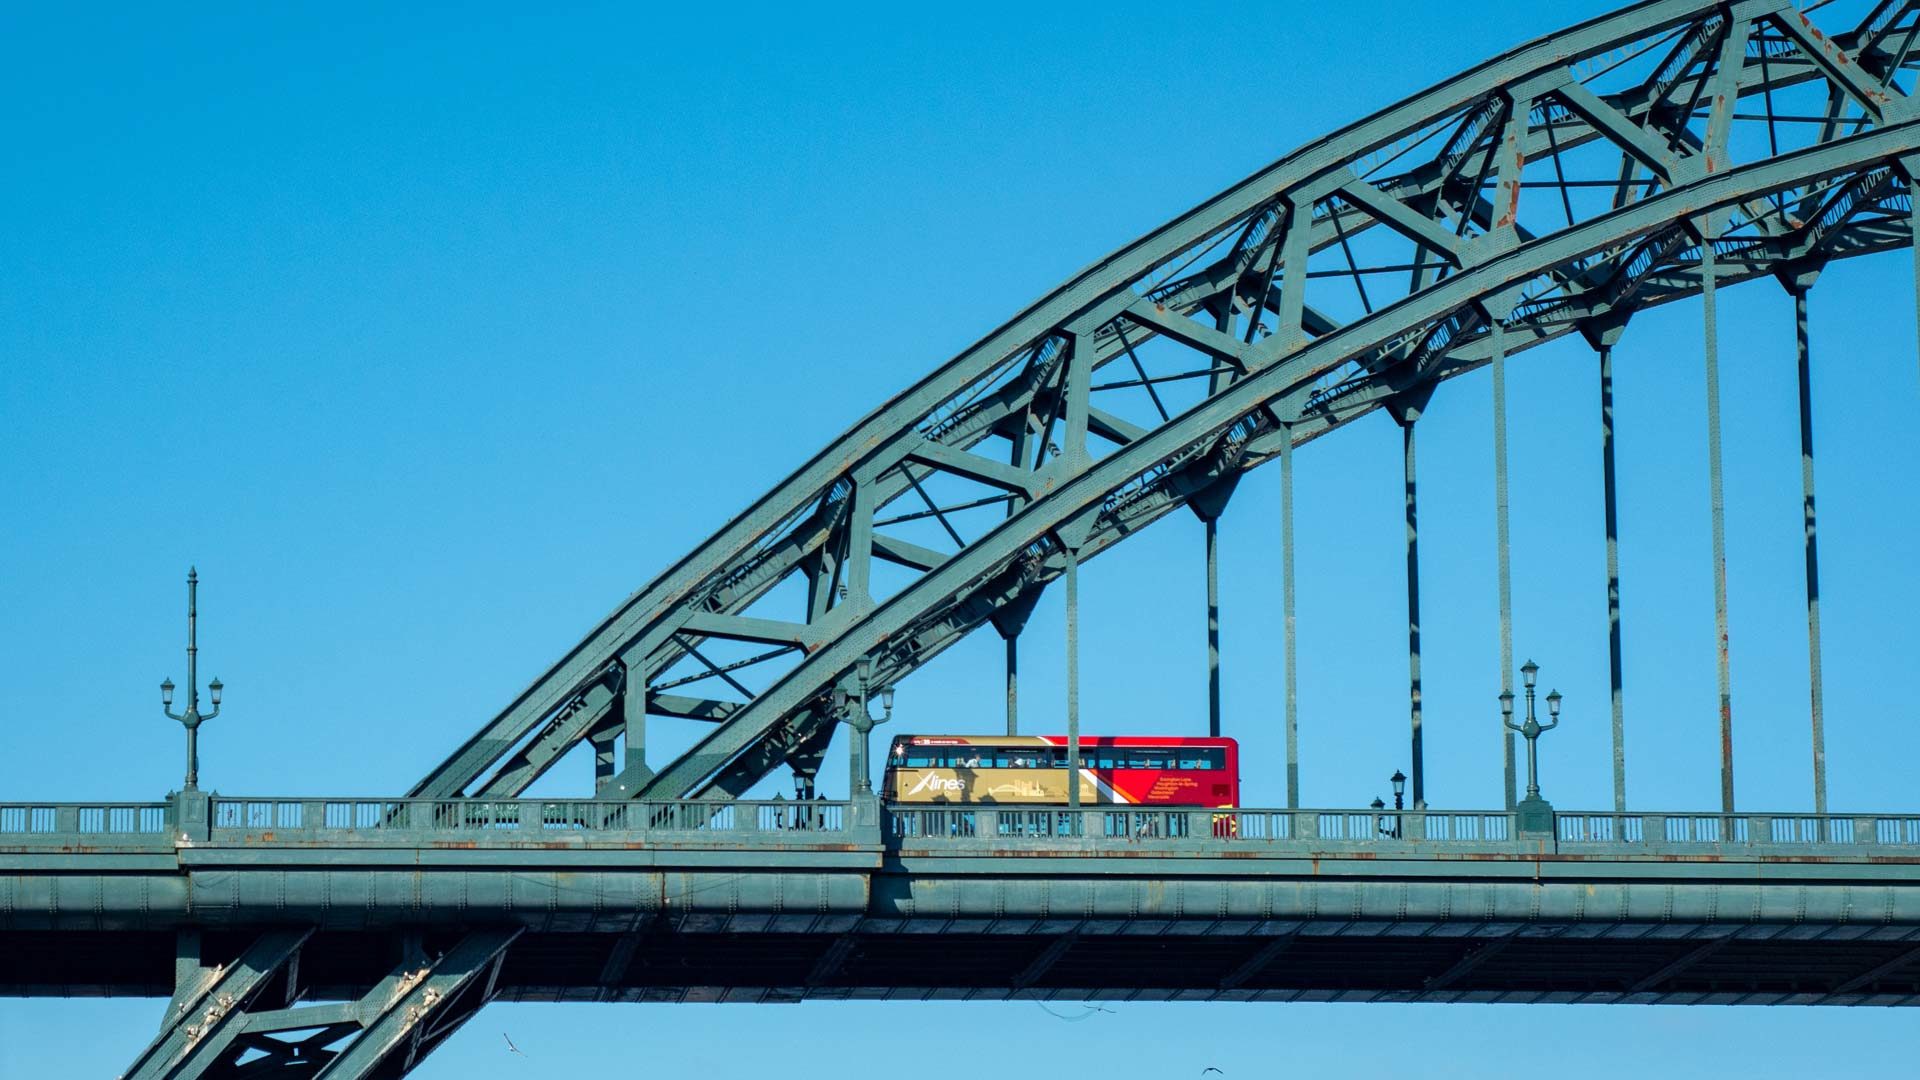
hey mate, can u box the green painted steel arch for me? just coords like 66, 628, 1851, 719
413, 0, 1920, 801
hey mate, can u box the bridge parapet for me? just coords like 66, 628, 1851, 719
890, 805, 1920, 856
7, 797, 1920, 860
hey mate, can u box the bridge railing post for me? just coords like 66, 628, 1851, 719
1854, 816, 1876, 847
1640, 813, 1664, 851
849, 792, 883, 835
172, 789, 211, 843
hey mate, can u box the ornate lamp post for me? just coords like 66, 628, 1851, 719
1382, 768, 1413, 837
846, 657, 894, 799
1501, 658, 1561, 836
160, 568, 224, 791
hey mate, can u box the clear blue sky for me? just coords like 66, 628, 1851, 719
4, 0, 1918, 1075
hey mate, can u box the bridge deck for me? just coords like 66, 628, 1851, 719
7, 798, 1920, 1005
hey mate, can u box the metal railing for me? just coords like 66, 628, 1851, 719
886, 806, 1920, 852
0, 802, 170, 836
1554, 812, 1920, 848
203, 797, 848, 837
885, 806, 1513, 843
5, 798, 1920, 854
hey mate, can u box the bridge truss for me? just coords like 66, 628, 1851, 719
413, 0, 1920, 818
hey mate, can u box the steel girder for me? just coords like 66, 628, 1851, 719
22, 831, 1920, 1005
411, 0, 1920, 802
124, 927, 521, 1080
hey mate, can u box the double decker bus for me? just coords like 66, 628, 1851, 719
883, 734, 1239, 807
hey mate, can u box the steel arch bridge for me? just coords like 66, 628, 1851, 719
12, 2, 1920, 1076
412, 0, 1919, 811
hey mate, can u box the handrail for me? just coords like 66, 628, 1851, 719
0, 802, 171, 836
204, 796, 849, 836
4, 798, 1918, 853
885, 806, 1920, 852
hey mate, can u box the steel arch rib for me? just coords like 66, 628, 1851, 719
642, 121, 1920, 798
414, 0, 1920, 801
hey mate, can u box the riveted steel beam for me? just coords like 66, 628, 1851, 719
1011, 929, 1083, 991
1629, 933, 1733, 995
1422, 935, 1517, 993
1219, 933, 1297, 991
310, 928, 522, 1079
1828, 942, 1920, 997
124, 928, 314, 1080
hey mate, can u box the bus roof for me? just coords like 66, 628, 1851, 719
893, 734, 1236, 748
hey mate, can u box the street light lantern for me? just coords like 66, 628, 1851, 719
160, 569, 225, 791
1503, 659, 1562, 805
1390, 770, 1406, 799
1370, 797, 1386, 811
880, 685, 895, 713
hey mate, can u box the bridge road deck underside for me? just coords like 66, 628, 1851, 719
10, 837, 1920, 1006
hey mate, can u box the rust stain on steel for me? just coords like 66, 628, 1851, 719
1706, 96, 1725, 174
1497, 148, 1524, 228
